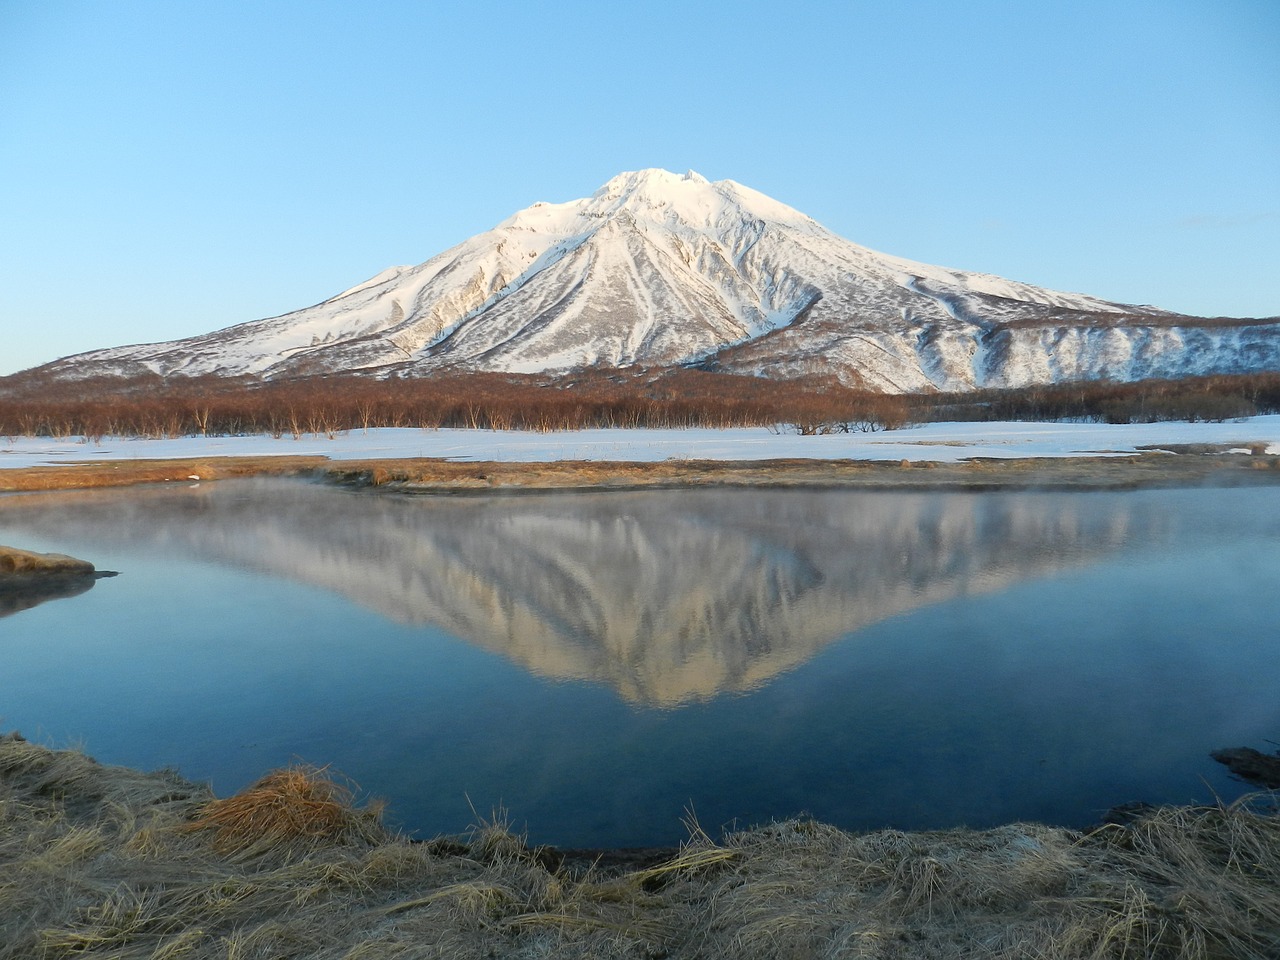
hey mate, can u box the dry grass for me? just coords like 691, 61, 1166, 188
182, 765, 387, 858
0, 545, 96, 575
2, 732, 1278, 959
0, 456, 329, 492
326, 452, 1280, 494
3, 450, 1279, 497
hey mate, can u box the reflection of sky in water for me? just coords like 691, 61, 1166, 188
1, 482, 1278, 847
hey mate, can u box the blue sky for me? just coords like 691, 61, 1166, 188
2, 0, 1277, 376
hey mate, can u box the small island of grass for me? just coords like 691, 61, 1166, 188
0, 545, 115, 618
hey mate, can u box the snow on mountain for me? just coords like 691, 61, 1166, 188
25, 168, 1280, 391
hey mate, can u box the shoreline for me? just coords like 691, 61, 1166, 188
1, 447, 1279, 494
2, 734, 1276, 959
5, 435, 1280, 955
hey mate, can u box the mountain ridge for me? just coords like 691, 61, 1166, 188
23, 168, 1280, 392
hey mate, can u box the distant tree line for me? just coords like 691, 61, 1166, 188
0, 368, 1275, 442
0, 368, 910, 440
908, 373, 1280, 425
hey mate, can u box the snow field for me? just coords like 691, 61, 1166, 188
2, 416, 1279, 471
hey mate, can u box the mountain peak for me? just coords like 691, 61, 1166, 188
593, 167, 704, 199
582, 167, 809, 234
26, 170, 1280, 391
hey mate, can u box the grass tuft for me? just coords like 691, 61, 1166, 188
182, 765, 385, 857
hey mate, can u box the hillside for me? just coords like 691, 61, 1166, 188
19, 169, 1280, 392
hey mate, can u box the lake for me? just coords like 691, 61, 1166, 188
1, 477, 1277, 847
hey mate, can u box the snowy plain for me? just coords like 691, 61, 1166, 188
2, 417, 1279, 471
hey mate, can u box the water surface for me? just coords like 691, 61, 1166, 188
1, 478, 1277, 846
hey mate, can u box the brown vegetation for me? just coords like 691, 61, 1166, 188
325, 451, 1280, 493
913, 372, 1280, 425
3, 450, 1279, 496
3, 450, 1280, 496
3, 369, 1278, 444
183, 765, 386, 858
0, 455, 329, 492
0, 545, 96, 575
0, 368, 911, 439
2, 733, 1278, 959
0, 546, 103, 618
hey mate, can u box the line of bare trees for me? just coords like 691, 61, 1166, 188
1, 368, 1276, 442
910, 373, 1280, 425
0, 368, 912, 440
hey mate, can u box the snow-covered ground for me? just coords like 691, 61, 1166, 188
2, 417, 1279, 471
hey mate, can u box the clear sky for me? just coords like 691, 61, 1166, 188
2, 0, 1277, 376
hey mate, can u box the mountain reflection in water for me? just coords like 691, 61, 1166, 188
0, 479, 1172, 705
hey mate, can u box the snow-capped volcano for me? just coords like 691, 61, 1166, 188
27, 168, 1280, 390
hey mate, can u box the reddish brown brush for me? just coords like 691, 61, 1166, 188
185, 765, 384, 856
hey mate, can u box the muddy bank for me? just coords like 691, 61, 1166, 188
326, 450, 1280, 493
1214, 747, 1280, 790
1, 734, 1277, 959
2, 449, 1280, 494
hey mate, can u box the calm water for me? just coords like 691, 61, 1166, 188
1, 478, 1278, 847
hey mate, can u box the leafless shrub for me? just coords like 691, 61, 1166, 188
2, 369, 1277, 441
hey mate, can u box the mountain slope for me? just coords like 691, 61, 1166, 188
28, 168, 1280, 391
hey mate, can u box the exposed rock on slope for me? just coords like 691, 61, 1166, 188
27, 169, 1280, 391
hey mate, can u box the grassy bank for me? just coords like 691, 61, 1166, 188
0, 545, 105, 618
0, 545, 96, 575
2, 734, 1277, 959
0, 456, 330, 493
2, 449, 1280, 495
323, 449, 1280, 493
